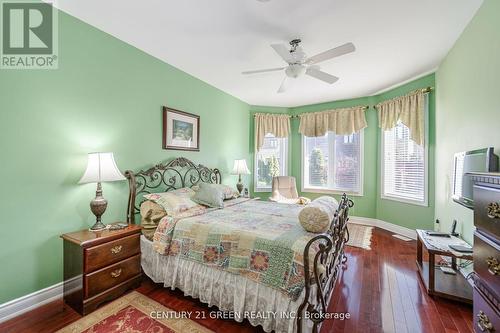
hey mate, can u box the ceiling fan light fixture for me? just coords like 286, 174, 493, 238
285, 64, 306, 78
242, 39, 355, 89
290, 48, 306, 63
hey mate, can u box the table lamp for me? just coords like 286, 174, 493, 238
79, 152, 126, 231
231, 159, 251, 194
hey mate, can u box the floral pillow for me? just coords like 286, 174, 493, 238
144, 191, 199, 216
298, 196, 339, 233
217, 184, 240, 200
169, 187, 196, 198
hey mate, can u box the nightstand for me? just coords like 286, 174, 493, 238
415, 229, 473, 304
61, 224, 142, 315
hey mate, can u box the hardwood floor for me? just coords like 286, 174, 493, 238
0, 227, 473, 333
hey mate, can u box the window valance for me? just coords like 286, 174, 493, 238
298, 106, 368, 137
376, 89, 425, 146
254, 113, 291, 151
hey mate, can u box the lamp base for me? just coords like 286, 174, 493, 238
89, 182, 108, 232
236, 181, 244, 194
89, 220, 107, 231
236, 174, 244, 194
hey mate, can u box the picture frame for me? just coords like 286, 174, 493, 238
162, 106, 200, 151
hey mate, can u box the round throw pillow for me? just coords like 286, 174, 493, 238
299, 196, 339, 233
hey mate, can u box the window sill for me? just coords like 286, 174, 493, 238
380, 194, 428, 207
302, 187, 364, 197
254, 188, 271, 193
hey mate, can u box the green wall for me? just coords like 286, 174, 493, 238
0, 11, 251, 303
435, 0, 500, 243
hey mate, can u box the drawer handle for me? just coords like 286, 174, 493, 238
110, 269, 122, 278
486, 256, 500, 276
486, 202, 500, 219
477, 310, 494, 332
110, 245, 122, 254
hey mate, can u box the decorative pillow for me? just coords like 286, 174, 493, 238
215, 184, 239, 200
191, 182, 226, 208
140, 201, 167, 240
192, 183, 238, 200
299, 196, 339, 233
144, 191, 199, 216
170, 187, 196, 198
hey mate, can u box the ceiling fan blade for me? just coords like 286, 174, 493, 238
271, 44, 294, 64
306, 67, 339, 84
307, 42, 355, 65
242, 67, 285, 75
277, 76, 291, 93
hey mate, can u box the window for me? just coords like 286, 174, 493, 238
254, 134, 288, 191
302, 131, 363, 195
381, 118, 428, 205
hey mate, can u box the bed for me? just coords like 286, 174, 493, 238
124, 157, 353, 333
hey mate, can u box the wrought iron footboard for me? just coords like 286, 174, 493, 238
297, 194, 353, 333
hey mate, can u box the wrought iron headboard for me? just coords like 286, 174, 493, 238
124, 157, 221, 224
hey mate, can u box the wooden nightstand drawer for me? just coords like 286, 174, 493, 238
62, 224, 142, 315
85, 234, 140, 273
85, 254, 141, 298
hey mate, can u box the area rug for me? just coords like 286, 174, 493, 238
346, 223, 373, 250
57, 291, 213, 333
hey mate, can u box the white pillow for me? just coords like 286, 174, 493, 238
299, 196, 339, 233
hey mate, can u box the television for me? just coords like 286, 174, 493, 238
452, 147, 498, 209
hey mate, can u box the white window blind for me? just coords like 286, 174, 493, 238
254, 134, 288, 191
302, 131, 363, 195
381, 121, 426, 205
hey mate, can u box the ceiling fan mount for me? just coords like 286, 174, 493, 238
242, 39, 356, 93
289, 39, 302, 52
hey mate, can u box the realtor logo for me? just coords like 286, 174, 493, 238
1, 0, 58, 69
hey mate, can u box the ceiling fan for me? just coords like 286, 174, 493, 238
242, 39, 355, 93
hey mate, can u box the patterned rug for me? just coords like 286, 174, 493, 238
57, 291, 213, 333
346, 223, 373, 250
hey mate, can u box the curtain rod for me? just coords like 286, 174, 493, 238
253, 86, 433, 119
289, 105, 370, 118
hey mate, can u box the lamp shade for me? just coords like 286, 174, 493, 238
78, 152, 126, 184
231, 159, 251, 175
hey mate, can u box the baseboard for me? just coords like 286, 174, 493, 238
349, 216, 417, 240
0, 282, 63, 323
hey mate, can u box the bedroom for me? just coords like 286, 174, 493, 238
0, 0, 498, 332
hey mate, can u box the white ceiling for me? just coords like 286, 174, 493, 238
54, 0, 482, 107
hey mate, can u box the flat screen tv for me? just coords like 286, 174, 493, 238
452, 147, 498, 209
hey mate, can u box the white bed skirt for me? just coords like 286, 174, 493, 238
141, 235, 316, 333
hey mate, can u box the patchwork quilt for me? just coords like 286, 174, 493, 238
152, 198, 323, 299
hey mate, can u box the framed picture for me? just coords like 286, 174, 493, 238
162, 106, 200, 151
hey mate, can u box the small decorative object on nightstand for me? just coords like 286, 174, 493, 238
79, 152, 126, 231
61, 224, 142, 315
231, 159, 250, 194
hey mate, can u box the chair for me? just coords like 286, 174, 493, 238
269, 176, 310, 204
